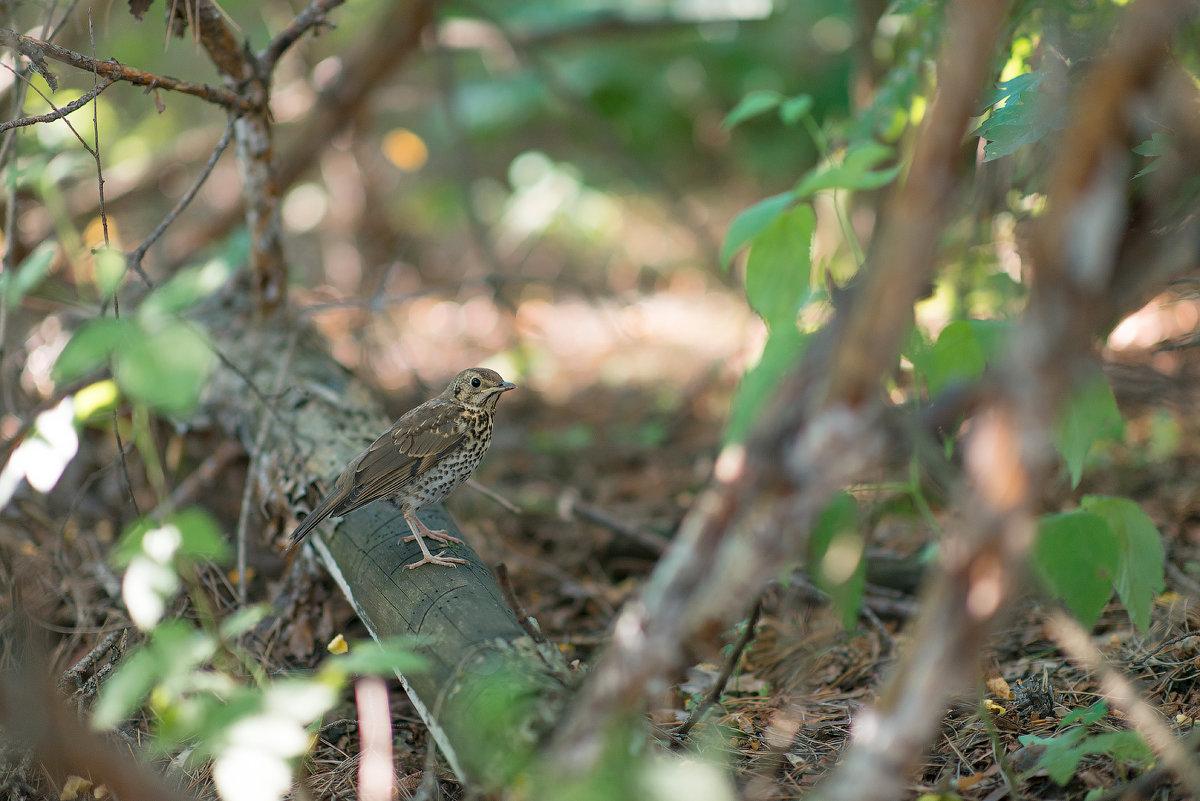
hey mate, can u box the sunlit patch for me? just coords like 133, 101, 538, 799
967, 554, 1004, 619
966, 410, 1026, 511
641, 752, 737, 801
821, 531, 864, 584
1109, 293, 1200, 351
714, 444, 746, 483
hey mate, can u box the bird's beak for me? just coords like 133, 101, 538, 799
495, 381, 517, 393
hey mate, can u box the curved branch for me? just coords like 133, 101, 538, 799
260, 0, 347, 74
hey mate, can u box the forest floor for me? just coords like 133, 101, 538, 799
8, 272, 1200, 801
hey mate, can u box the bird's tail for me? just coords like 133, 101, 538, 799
288, 490, 340, 549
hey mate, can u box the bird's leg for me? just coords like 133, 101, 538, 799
401, 509, 464, 545
401, 508, 467, 569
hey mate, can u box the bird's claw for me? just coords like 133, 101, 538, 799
403, 550, 469, 569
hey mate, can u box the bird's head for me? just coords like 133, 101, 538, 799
447, 367, 517, 411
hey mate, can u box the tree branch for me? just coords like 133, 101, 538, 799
260, 0, 346, 73
0, 76, 113, 133
550, 0, 1011, 772
0, 27, 254, 112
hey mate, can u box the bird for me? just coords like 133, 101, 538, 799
288, 367, 516, 569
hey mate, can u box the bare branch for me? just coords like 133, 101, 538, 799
550, 0, 1011, 772
673, 598, 763, 742
816, 2, 1200, 800
127, 116, 236, 276
0, 26, 254, 112
166, 0, 286, 314
0, 77, 112, 133
260, 0, 346, 73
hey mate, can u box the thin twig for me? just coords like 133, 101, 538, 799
259, 0, 346, 72
149, 440, 244, 519
112, 401, 141, 517
495, 562, 545, 643
674, 598, 764, 741
464, 478, 522, 514
234, 330, 299, 603
126, 116, 236, 277
0, 77, 113, 133
557, 488, 669, 554
3, 62, 96, 157
89, 13, 110, 250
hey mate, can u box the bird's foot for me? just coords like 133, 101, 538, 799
402, 526, 464, 546
403, 550, 468, 569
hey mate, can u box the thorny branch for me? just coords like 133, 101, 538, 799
0, 27, 254, 112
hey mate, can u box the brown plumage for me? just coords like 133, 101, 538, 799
288, 368, 516, 568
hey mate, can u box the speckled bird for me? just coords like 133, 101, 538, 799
288, 368, 516, 568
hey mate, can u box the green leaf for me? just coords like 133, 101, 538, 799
113, 321, 213, 415
1062, 701, 1108, 726
91, 645, 160, 728
114, 508, 228, 568
138, 258, 237, 323
744, 205, 815, 328
1027, 726, 1088, 784
52, 318, 130, 382
1053, 375, 1122, 488
172, 507, 230, 562
722, 90, 784, 129
91, 620, 217, 729
721, 191, 796, 270
915, 320, 986, 396
1080, 496, 1165, 633
1133, 132, 1170, 178
974, 70, 1068, 161
726, 324, 806, 444
965, 318, 1011, 363
1082, 730, 1153, 764
1017, 703, 1151, 786
93, 246, 127, 298
1034, 511, 1119, 628
2, 241, 57, 308
794, 142, 900, 198
779, 94, 814, 126
810, 492, 865, 629
218, 604, 270, 639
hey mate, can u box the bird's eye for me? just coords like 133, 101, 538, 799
471, 377, 481, 388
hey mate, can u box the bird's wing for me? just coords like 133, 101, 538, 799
337, 399, 469, 511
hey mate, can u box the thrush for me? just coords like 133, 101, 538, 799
288, 367, 516, 569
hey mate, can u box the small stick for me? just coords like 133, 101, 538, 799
465, 478, 522, 514
558, 488, 669, 554
674, 597, 764, 742
494, 562, 545, 643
